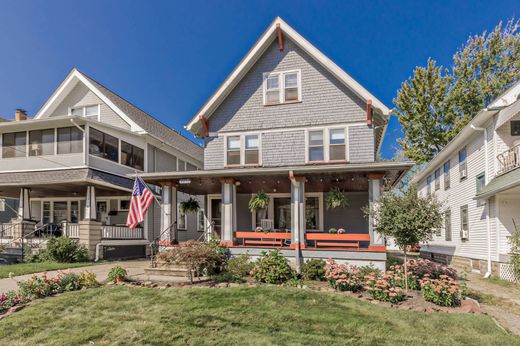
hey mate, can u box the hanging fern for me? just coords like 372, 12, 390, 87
180, 197, 200, 214
326, 188, 349, 210
248, 192, 270, 211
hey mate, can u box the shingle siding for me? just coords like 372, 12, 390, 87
262, 130, 306, 167
348, 125, 374, 162
204, 136, 225, 170
208, 39, 366, 133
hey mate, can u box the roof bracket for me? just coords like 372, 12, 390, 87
199, 116, 209, 137
366, 100, 373, 127
276, 23, 284, 51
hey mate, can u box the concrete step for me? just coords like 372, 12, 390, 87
144, 267, 191, 277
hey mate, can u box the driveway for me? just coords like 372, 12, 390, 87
0, 260, 149, 294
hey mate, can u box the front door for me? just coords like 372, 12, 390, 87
209, 198, 222, 238
96, 201, 108, 224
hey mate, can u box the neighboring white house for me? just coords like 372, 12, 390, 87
412, 81, 520, 281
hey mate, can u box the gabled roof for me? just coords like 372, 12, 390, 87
185, 17, 391, 136
35, 69, 203, 162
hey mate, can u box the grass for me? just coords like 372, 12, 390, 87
487, 276, 516, 288
0, 286, 518, 345
0, 261, 96, 279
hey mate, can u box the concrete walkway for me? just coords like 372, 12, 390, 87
0, 260, 150, 294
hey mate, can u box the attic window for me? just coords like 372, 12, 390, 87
263, 70, 301, 105
70, 105, 99, 119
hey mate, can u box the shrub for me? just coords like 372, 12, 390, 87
510, 229, 520, 281
357, 264, 382, 279
386, 255, 404, 270
420, 275, 465, 307
157, 240, 226, 280
58, 272, 82, 292
0, 291, 26, 313
107, 267, 128, 283
301, 259, 326, 281
364, 272, 405, 304
324, 259, 364, 292
31, 237, 89, 263
18, 273, 62, 298
251, 250, 294, 284
79, 271, 101, 288
222, 254, 253, 282
285, 277, 304, 287
407, 259, 458, 280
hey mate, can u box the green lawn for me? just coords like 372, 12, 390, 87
0, 286, 517, 345
0, 261, 96, 279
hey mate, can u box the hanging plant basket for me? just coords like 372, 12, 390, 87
180, 197, 200, 214
248, 192, 270, 211
326, 188, 349, 210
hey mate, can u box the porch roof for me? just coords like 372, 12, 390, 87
0, 168, 133, 198
475, 167, 520, 200
139, 161, 413, 195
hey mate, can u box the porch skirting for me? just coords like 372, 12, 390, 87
228, 247, 387, 271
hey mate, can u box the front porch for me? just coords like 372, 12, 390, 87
141, 162, 412, 268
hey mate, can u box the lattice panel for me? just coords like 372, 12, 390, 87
499, 263, 518, 283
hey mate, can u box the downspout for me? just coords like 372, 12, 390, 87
471, 124, 492, 277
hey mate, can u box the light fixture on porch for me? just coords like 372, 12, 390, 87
179, 179, 191, 185
72, 191, 78, 197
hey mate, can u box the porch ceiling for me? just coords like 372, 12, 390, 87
0, 168, 133, 198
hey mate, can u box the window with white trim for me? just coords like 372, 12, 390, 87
263, 70, 301, 105
177, 203, 187, 230
308, 130, 324, 162
225, 134, 261, 166
460, 205, 469, 239
307, 128, 347, 163
70, 105, 99, 118
329, 128, 346, 161
434, 168, 441, 191
0, 199, 5, 212
197, 209, 205, 231
459, 147, 467, 180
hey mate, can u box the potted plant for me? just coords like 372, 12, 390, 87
326, 188, 349, 210
107, 266, 128, 284
180, 197, 200, 214
328, 228, 338, 234
337, 228, 346, 234
248, 192, 270, 220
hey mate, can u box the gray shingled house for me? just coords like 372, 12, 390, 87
0, 69, 203, 259
140, 17, 412, 269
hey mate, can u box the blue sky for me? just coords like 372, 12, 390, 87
0, 1, 517, 159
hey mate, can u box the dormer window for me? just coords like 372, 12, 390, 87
263, 70, 301, 105
70, 105, 99, 119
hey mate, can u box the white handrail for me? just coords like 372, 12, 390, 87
102, 225, 143, 239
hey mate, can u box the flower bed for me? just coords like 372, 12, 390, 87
420, 274, 464, 307
324, 260, 363, 292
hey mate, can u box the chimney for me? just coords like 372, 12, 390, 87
15, 109, 27, 121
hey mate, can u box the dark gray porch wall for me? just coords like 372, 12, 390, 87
236, 194, 252, 230
323, 192, 369, 233
204, 38, 375, 170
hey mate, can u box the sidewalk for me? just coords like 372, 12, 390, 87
0, 260, 149, 294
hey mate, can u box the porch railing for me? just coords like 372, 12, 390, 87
497, 144, 520, 176
102, 225, 143, 240
63, 223, 80, 238
0, 223, 16, 238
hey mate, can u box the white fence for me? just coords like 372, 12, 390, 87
63, 223, 80, 238
102, 226, 143, 239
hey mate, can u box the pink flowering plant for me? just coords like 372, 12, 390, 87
0, 290, 27, 313
18, 271, 82, 299
364, 272, 405, 304
324, 259, 364, 292
420, 274, 465, 307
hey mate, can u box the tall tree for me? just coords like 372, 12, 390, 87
394, 59, 454, 163
395, 19, 520, 164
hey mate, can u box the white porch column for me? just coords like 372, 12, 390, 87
18, 188, 31, 220
84, 185, 97, 221
220, 178, 236, 246
290, 178, 306, 249
160, 183, 177, 243
368, 174, 385, 246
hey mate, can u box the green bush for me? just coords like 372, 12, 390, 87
220, 254, 253, 282
251, 250, 294, 284
420, 275, 465, 307
79, 271, 101, 288
107, 266, 128, 283
30, 237, 89, 263
301, 259, 326, 281
386, 255, 404, 270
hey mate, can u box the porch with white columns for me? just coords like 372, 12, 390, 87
79, 185, 101, 258
220, 178, 236, 246
290, 176, 306, 249
18, 188, 31, 221
84, 185, 97, 221
368, 174, 385, 246
160, 183, 177, 244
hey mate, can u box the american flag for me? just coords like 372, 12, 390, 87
126, 176, 155, 229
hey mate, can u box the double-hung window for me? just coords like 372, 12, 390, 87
2, 132, 26, 158
434, 168, 441, 191
177, 203, 187, 230
460, 205, 469, 239
443, 161, 451, 190
29, 129, 55, 156
308, 130, 325, 162
329, 128, 346, 161
459, 147, 467, 180
426, 176, 432, 195
445, 210, 452, 241
476, 173, 486, 207
121, 141, 144, 170
225, 134, 260, 166
263, 70, 301, 105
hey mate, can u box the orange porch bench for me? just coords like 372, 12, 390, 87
235, 231, 291, 247
305, 233, 371, 249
